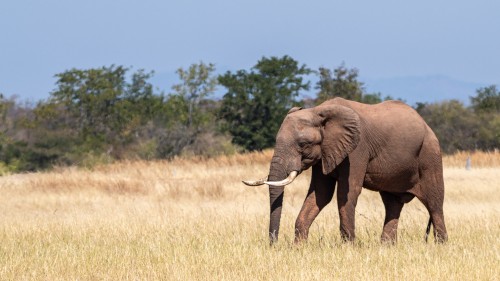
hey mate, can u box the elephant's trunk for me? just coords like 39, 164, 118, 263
267, 157, 288, 244
269, 185, 285, 244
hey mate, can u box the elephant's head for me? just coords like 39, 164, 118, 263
243, 103, 361, 243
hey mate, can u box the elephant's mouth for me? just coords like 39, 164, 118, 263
242, 171, 298, 187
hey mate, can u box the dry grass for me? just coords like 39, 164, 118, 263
0, 150, 499, 280
443, 150, 500, 168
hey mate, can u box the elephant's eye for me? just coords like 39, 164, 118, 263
297, 131, 316, 148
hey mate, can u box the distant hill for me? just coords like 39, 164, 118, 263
364, 75, 486, 106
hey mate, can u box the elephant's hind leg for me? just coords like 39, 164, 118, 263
294, 165, 335, 243
415, 187, 448, 243
416, 136, 448, 243
380, 192, 412, 243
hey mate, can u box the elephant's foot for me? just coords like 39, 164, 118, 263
381, 233, 397, 245
381, 221, 399, 244
294, 228, 309, 244
424, 211, 448, 243
340, 227, 356, 243
434, 229, 448, 243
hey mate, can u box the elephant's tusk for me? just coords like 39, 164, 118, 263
242, 177, 268, 186
263, 171, 298, 187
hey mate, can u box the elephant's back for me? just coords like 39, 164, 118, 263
342, 99, 427, 163
331, 98, 427, 137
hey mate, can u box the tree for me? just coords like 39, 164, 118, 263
0, 94, 9, 173
315, 63, 364, 104
0, 94, 8, 133
44, 65, 161, 158
219, 56, 312, 151
170, 62, 217, 129
471, 85, 500, 114
315, 63, 395, 105
361, 92, 383, 104
157, 62, 219, 158
416, 100, 480, 153
0, 95, 58, 172
469, 85, 500, 150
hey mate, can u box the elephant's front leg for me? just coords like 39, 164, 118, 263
294, 164, 336, 243
336, 182, 362, 242
336, 161, 364, 242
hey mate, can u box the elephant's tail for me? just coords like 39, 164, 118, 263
425, 217, 432, 242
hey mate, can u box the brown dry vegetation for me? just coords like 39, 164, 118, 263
443, 150, 500, 168
0, 150, 499, 280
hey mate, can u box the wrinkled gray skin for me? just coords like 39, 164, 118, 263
251, 98, 448, 244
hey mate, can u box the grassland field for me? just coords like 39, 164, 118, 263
0, 150, 499, 280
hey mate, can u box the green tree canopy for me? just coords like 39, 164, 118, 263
169, 62, 217, 129
315, 63, 392, 105
42, 65, 161, 157
218, 56, 312, 151
471, 85, 500, 114
469, 85, 500, 149
316, 63, 364, 104
416, 100, 481, 153
157, 62, 219, 158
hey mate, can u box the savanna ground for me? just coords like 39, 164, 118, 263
0, 151, 499, 280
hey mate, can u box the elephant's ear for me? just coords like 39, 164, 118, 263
314, 104, 361, 175
287, 107, 303, 114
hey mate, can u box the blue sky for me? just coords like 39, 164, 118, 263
1, 0, 499, 102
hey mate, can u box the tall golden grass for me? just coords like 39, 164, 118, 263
443, 150, 500, 168
0, 150, 499, 280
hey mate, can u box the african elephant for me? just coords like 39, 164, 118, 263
244, 97, 448, 244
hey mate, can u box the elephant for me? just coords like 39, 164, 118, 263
243, 97, 448, 244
